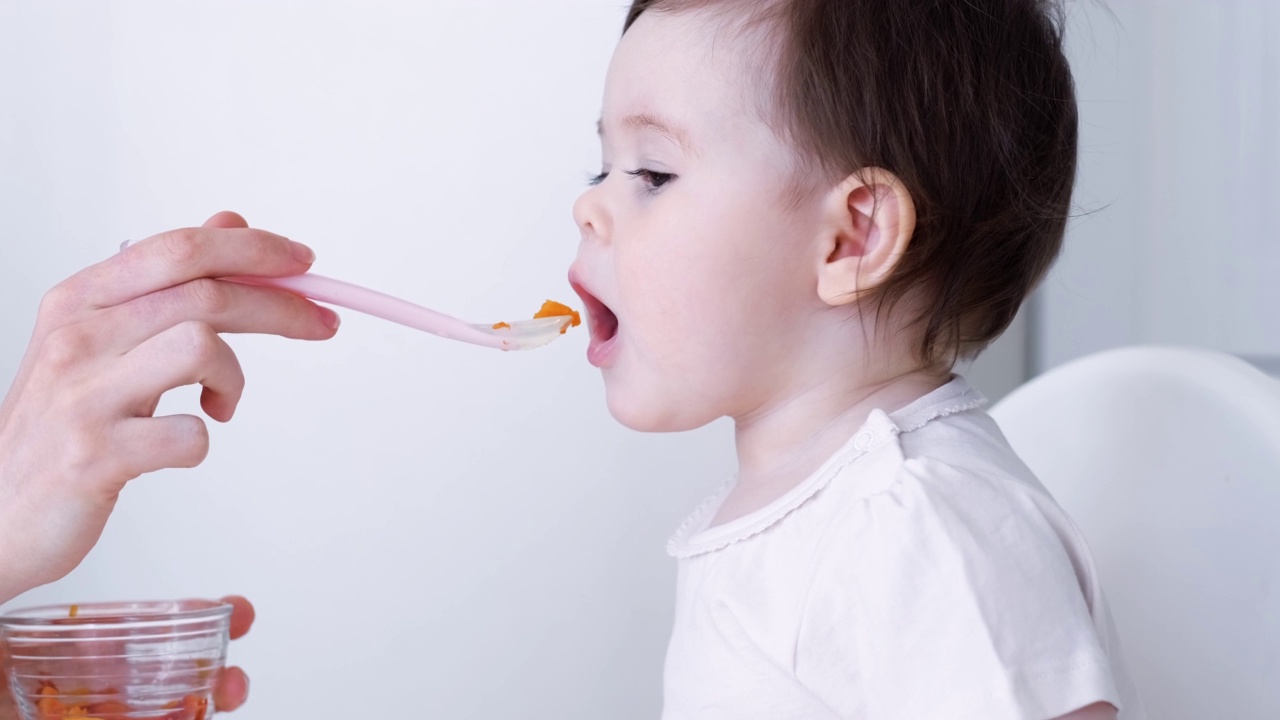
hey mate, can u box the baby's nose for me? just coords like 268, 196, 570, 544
572, 186, 611, 246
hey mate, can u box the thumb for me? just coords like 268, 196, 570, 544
202, 211, 250, 229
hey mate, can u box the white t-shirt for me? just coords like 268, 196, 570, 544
662, 376, 1146, 720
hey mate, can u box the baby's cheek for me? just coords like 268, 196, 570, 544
619, 248, 695, 325
617, 229, 765, 371
648, 252, 755, 351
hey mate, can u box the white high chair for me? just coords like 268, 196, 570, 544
990, 346, 1280, 720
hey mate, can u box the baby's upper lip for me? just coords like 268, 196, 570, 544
568, 268, 600, 308
567, 268, 618, 335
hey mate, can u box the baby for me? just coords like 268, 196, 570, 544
568, 1, 1145, 718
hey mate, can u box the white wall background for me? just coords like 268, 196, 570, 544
0, 2, 735, 717
1039, 0, 1280, 375
975, 1, 1280, 394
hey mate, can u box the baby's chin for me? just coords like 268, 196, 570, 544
605, 385, 720, 433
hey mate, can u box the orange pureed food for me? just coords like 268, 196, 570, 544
490, 301, 582, 336
532, 300, 581, 334
36, 680, 209, 720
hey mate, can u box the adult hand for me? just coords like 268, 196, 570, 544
0, 212, 339, 603
213, 594, 256, 713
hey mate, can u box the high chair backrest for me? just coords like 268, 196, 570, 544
990, 346, 1280, 720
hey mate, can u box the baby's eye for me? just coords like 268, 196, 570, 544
624, 168, 676, 192
587, 171, 609, 187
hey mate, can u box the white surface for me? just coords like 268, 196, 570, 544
991, 346, 1280, 719
0, 2, 734, 717
1037, 1, 1280, 372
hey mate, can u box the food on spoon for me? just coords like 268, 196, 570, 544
490, 301, 582, 336
532, 300, 582, 334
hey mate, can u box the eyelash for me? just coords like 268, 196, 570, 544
626, 169, 676, 192
587, 169, 677, 193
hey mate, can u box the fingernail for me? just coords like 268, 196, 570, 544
318, 306, 341, 330
290, 241, 316, 264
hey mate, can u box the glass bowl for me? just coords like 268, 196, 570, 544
0, 599, 231, 720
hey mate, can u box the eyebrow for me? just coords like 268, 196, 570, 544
597, 113, 697, 156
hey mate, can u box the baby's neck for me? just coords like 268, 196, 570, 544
712, 365, 950, 527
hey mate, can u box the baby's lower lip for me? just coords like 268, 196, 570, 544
570, 279, 621, 367
587, 330, 619, 368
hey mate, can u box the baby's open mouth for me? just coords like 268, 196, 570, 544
571, 281, 619, 344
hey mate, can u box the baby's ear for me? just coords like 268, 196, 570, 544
815, 168, 916, 307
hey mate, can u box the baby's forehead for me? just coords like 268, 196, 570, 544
608, 8, 786, 142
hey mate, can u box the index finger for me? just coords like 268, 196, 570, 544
69, 227, 316, 309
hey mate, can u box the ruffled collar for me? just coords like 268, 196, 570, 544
667, 375, 988, 559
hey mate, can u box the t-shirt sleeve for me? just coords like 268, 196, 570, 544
795, 457, 1123, 720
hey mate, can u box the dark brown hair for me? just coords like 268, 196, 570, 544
625, 0, 1078, 368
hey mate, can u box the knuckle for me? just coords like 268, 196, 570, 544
247, 229, 286, 267
39, 324, 92, 371
179, 320, 221, 362
158, 229, 203, 270
184, 278, 231, 316
62, 420, 107, 478
228, 353, 247, 388
57, 388, 120, 473
39, 279, 83, 322
38, 285, 68, 317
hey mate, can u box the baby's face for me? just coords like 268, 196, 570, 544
571, 9, 825, 432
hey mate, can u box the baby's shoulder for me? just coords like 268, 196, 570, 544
813, 406, 1094, 594
823, 405, 1057, 525
896, 405, 1049, 496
